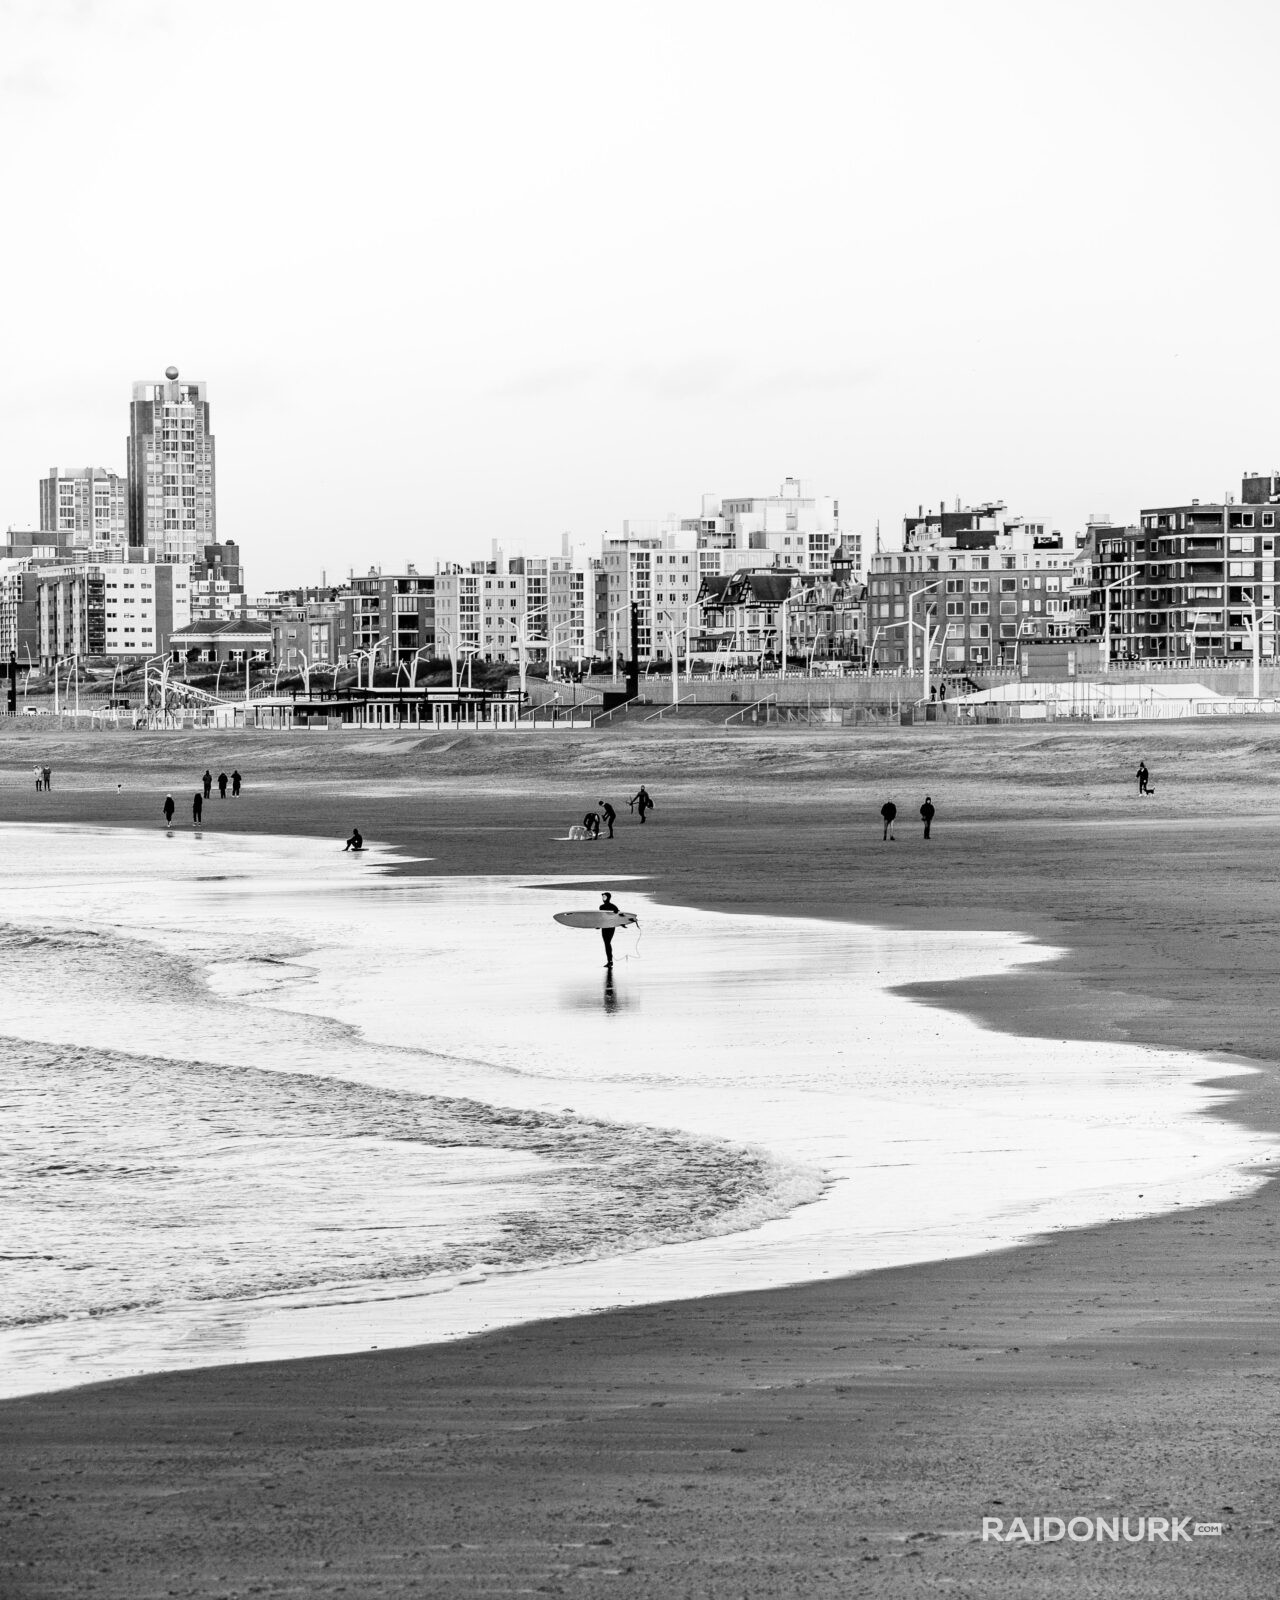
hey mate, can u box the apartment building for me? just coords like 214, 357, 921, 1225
0, 562, 41, 665
39, 468, 129, 560
1090, 472, 1280, 661
190, 541, 246, 622
868, 502, 1082, 670
126, 367, 216, 562
36, 562, 192, 666
432, 564, 526, 668
339, 568, 436, 669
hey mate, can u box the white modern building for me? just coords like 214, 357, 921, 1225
36, 561, 192, 667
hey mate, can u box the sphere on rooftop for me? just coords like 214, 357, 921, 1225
165, 365, 179, 380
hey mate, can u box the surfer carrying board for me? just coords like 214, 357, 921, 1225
599, 892, 621, 967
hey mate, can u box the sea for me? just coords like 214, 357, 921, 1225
0, 822, 1273, 1398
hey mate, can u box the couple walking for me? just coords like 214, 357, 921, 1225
881, 796, 936, 841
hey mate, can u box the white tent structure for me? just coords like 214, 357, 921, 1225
943, 680, 1269, 720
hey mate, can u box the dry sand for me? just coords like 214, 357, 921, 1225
3, 719, 1280, 1597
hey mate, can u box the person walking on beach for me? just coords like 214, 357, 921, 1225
630, 785, 654, 823
344, 827, 363, 852
202, 769, 213, 799
42, 766, 52, 792
231, 769, 242, 797
192, 792, 203, 825
881, 799, 897, 841
599, 799, 617, 838
1137, 760, 1150, 796
217, 771, 228, 799
599, 891, 622, 968
920, 795, 935, 839
33, 765, 42, 791
163, 794, 175, 826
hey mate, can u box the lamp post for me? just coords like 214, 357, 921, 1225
1100, 566, 1142, 673
515, 607, 549, 700
908, 582, 941, 702
1239, 588, 1279, 700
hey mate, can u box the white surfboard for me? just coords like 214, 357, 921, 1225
554, 910, 638, 930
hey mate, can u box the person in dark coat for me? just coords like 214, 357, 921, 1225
880, 799, 897, 841
217, 772, 228, 798
163, 794, 175, 826
231, 770, 242, 796
193, 792, 203, 825
920, 795, 935, 839
1137, 760, 1150, 796
598, 799, 617, 838
202, 770, 213, 799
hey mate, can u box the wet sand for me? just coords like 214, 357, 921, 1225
4, 720, 1280, 1596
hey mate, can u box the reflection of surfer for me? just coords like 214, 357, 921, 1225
599, 891, 621, 967
344, 827, 363, 852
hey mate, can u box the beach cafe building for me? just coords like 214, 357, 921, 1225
241, 684, 525, 731
170, 615, 274, 665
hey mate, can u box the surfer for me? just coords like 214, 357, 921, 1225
599, 891, 621, 967
583, 810, 601, 840
598, 799, 617, 838
344, 828, 364, 852
630, 785, 653, 823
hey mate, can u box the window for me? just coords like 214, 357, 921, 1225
970, 579, 989, 593
1000, 578, 1017, 591
945, 600, 964, 616
945, 579, 964, 594
1228, 563, 1255, 578
1264, 514, 1275, 529
970, 601, 989, 616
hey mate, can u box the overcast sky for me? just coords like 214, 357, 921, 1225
1, 0, 1276, 587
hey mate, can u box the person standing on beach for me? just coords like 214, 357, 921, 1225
881, 799, 897, 841
920, 795, 935, 839
630, 786, 654, 823
192, 792, 203, 825
202, 769, 213, 799
42, 766, 52, 792
231, 770, 242, 796
163, 794, 175, 826
599, 800, 617, 838
599, 891, 622, 968
217, 772, 228, 798
1137, 760, 1150, 796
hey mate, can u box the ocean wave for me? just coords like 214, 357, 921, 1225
0, 1036, 825, 1332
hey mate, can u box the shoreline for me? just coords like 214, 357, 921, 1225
2, 831, 1266, 1404
4, 725, 1280, 1595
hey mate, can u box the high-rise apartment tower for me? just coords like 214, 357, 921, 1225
126, 366, 216, 562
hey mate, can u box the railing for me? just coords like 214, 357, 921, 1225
723, 695, 777, 726
642, 694, 697, 722
592, 697, 643, 726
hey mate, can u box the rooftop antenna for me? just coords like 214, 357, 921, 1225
875, 520, 881, 554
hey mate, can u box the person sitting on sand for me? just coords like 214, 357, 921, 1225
344, 828, 364, 852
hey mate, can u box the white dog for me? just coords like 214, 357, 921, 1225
567, 824, 594, 841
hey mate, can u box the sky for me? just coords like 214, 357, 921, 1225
1, 0, 1278, 589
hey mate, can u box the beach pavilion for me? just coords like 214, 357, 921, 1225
169, 615, 274, 665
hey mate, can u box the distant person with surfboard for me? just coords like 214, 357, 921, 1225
630, 786, 654, 824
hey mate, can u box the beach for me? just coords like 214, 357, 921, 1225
4, 719, 1280, 1597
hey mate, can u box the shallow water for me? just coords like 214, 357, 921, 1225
0, 823, 1272, 1397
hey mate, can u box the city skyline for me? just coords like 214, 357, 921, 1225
3, 1, 1278, 592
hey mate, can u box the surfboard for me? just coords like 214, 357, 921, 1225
554, 910, 638, 930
